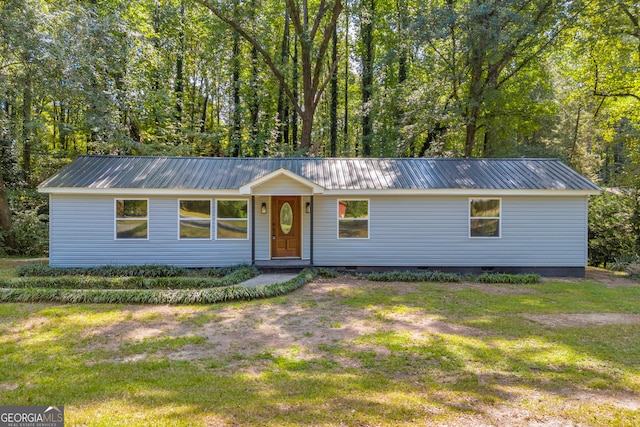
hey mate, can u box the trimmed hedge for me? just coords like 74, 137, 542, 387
0, 268, 327, 305
358, 270, 540, 284
16, 263, 247, 278
1, 266, 259, 290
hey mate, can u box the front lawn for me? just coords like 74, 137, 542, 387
0, 261, 639, 426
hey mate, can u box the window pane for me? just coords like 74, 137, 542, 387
339, 200, 368, 219
116, 220, 148, 239
280, 202, 293, 235
180, 200, 210, 219
217, 200, 248, 219
217, 219, 248, 239
339, 220, 368, 238
180, 220, 211, 239
117, 200, 147, 218
470, 218, 499, 237
470, 199, 500, 217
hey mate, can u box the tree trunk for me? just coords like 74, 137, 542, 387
300, 110, 314, 152
291, 35, 299, 149
464, 107, 479, 158
0, 169, 13, 250
396, 0, 407, 155
249, 0, 260, 154
569, 105, 582, 166
360, 0, 374, 157
276, 9, 290, 150
174, 1, 185, 127
200, 89, 208, 134
21, 71, 32, 182
329, 25, 338, 157
343, 5, 349, 154
230, 26, 242, 157
464, 40, 484, 158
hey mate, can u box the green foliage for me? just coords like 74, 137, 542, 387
16, 263, 250, 278
0, 267, 319, 304
589, 191, 639, 266
357, 270, 540, 284
4, 190, 49, 257
475, 273, 541, 284
2, 266, 258, 290
610, 254, 640, 278
359, 271, 463, 283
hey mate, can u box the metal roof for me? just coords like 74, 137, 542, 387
39, 156, 601, 192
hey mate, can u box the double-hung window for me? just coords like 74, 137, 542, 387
469, 198, 501, 238
216, 200, 248, 239
338, 200, 369, 238
179, 200, 211, 239
115, 199, 148, 239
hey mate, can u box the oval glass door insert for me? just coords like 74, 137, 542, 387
280, 202, 293, 234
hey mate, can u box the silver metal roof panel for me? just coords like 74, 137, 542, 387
39, 156, 601, 192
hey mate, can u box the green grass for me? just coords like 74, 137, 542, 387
1, 260, 639, 425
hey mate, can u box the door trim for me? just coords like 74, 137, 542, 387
270, 196, 302, 259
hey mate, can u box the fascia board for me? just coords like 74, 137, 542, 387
238, 168, 325, 194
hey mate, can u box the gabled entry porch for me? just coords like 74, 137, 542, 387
242, 168, 323, 267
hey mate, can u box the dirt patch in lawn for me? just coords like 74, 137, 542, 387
523, 312, 640, 327
81, 277, 484, 364
585, 266, 640, 287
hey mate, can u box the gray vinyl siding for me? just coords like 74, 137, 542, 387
254, 196, 270, 260
312, 195, 588, 267
49, 193, 588, 268
49, 194, 252, 267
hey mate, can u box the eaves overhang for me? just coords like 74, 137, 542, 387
38, 186, 601, 197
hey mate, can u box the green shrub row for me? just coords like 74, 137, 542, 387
16, 263, 248, 278
475, 273, 541, 284
0, 268, 324, 305
358, 270, 540, 284
358, 270, 463, 283
1, 267, 259, 290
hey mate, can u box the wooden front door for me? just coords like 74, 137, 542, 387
271, 196, 301, 258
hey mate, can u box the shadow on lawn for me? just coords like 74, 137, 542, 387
0, 276, 639, 425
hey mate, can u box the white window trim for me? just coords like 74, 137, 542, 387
469, 197, 501, 239
337, 199, 370, 239
215, 199, 250, 240
114, 198, 149, 240
177, 199, 212, 240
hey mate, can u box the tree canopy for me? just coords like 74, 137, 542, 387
0, 0, 638, 187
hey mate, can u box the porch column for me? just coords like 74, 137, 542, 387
251, 195, 255, 265
310, 195, 314, 266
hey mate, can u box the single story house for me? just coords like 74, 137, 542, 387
39, 156, 601, 276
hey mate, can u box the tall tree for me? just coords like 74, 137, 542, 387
195, 0, 342, 153
462, 0, 569, 157
360, 0, 374, 156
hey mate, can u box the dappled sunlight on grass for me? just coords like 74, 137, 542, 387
1, 267, 640, 425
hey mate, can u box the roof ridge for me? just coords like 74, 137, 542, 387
76, 155, 561, 161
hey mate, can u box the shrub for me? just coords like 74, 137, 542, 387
17, 263, 250, 278
358, 270, 540, 284
2, 188, 49, 257
0, 267, 316, 304
610, 254, 640, 278
7, 210, 48, 256
589, 191, 639, 267
357, 270, 463, 283
4, 266, 259, 290
475, 273, 541, 284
